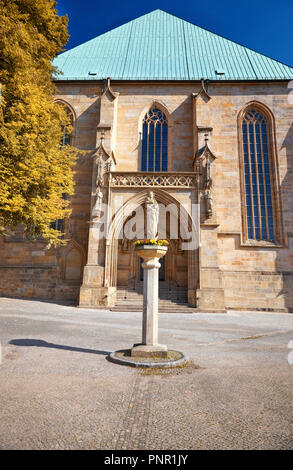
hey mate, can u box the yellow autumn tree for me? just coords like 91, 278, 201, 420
0, 0, 78, 245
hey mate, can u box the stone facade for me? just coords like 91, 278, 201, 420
0, 79, 292, 312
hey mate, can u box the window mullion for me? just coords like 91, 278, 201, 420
266, 127, 276, 241
259, 122, 270, 240
253, 121, 262, 239
147, 121, 150, 171
153, 121, 156, 172
160, 122, 163, 171
247, 122, 256, 239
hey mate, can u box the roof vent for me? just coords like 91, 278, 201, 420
88, 71, 97, 75
215, 70, 225, 76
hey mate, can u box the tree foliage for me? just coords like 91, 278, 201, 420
0, 0, 78, 245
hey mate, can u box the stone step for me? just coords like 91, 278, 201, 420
111, 304, 195, 313
116, 302, 189, 306
116, 294, 187, 301
116, 290, 187, 296
114, 285, 192, 313
117, 289, 187, 294
117, 285, 186, 290
117, 286, 187, 289
116, 300, 188, 306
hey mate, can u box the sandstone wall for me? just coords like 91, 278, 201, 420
0, 80, 292, 310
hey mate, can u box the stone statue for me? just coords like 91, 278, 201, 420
95, 155, 104, 188
92, 187, 103, 219
146, 191, 159, 239
204, 159, 213, 217
205, 189, 213, 217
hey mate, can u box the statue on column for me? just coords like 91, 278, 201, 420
146, 191, 159, 239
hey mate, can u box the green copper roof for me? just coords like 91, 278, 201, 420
53, 9, 293, 81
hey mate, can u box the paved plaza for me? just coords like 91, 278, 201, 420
0, 297, 292, 450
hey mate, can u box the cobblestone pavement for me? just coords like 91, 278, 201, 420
0, 298, 292, 450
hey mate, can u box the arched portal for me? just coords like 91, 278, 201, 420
106, 189, 198, 306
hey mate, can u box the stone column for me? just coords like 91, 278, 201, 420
131, 245, 168, 358
142, 257, 160, 345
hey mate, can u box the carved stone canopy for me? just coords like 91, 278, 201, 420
198, 143, 216, 162
93, 131, 117, 165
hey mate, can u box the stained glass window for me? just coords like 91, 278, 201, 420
241, 109, 275, 241
141, 108, 168, 171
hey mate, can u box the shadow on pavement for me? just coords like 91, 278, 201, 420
10, 339, 110, 356
0, 296, 77, 307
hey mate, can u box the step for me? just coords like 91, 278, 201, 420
116, 290, 187, 297
114, 286, 192, 313
112, 301, 195, 313
111, 305, 195, 313
111, 304, 195, 313
116, 299, 188, 304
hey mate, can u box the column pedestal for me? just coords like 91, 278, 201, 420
131, 245, 168, 358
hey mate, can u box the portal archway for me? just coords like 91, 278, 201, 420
106, 189, 198, 306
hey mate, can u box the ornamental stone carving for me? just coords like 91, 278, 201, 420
110, 172, 196, 188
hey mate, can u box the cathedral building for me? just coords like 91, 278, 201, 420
1, 9, 293, 312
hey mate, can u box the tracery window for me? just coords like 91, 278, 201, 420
50, 218, 64, 232
51, 101, 74, 235
141, 108, 168, 171
61, 106, 74, 145
56, 102, 74, 146
241, 108, 276, 242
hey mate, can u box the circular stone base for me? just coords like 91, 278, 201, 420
108, 349, 188, 368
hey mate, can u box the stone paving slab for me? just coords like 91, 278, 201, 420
0, 298, 292, 449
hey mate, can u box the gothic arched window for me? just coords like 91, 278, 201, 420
55, 101, 75, 146
141, 108, 168, 171
61, 106, 74, 146
241, 107, 276, 242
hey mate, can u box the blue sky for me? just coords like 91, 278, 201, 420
57, 0, 293, 67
